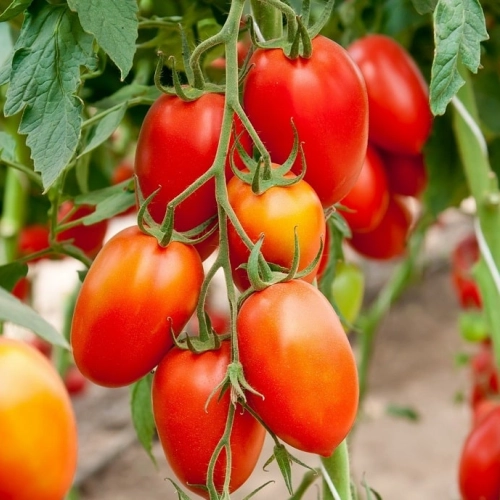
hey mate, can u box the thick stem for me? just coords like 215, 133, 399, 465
321, 440, 352, 500
250, 0, 283, 40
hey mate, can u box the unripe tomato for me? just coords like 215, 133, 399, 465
237, 280, 359, 456
347, 34, 432, 155
71, 226, 204, 387
339, 145, 390, 233
380, 150, 427, 198
347, 196, 412, 260
152, 341, 265, 498
243, 35, 368, 207
57, 201, 109, 258
227, 168, 325, 291
0, 337, 77, 500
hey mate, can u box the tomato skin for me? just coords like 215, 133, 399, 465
18, 224, 50, 262
12, 276, 31, 302
237, 280, 359, 456
459, 406, 500, 500
347, 35, 432, 155
347, 196, 412, 260
340, 145, 390, 233
0, 337, 77, 500
243, 35, 368, 207
152, 341, 265, 498
227, 170, 325, 291
57, 202, 109, 258
381, 151, 427, 198
71, 226, 204, 387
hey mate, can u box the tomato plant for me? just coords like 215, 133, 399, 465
152, 341, 265, 498
243, 35, 368, 207
0, 337, 77, 500
237, 280, 359, 456
71, 226, 204, 387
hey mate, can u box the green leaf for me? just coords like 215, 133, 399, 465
411, 0, 437, 14
130, 373, 157, 466
0, 131, 17, 162
74, 179, 133, 205
0, 22, 13, 83
0, 286, 69, 348
67, 0, 138, 80
0, 262, 28, 292
0, 0, 32, 22
3, 0, 97, 189
81, 190, 135, 224
430, 0, 489, 115
92, 83, 160, 109
386, 403, 420, 422
78, 104, 127, 158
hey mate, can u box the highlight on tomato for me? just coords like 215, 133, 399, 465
0, 337, 78, 500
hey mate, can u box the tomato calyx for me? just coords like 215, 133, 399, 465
172, 314, 226, 354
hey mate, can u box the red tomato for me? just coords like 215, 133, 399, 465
470, 342, 499, 408
227, 168, 325, 291
451, 234, 482, 309
347, 196, 412, 260
71, 226, 204, 387
0, 337, 77, 500
347, 34, 432, 155
57, 201, 109, 258
243, 35, 368, 207
134, 93, 249, 253
459, 406, 500, 500
64, 365, 88, 396
152, 341, 265, 498
339, 145, 390, 233
18, 224, 50, 262
473, 399, 500, 428
12, 276, 31, 302
237, 280, 359, 456
380, 150, 427, 198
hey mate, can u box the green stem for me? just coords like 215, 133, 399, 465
250, 0, 283, 40
321, 440, 352, 500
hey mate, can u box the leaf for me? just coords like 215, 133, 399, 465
411, 0, 437, 14
92, 83, 160, 109
0, 131, 17, 161
74, 179, 134, 205
386, 403, 420, 422
81, 190, 135, 224
3, 0, 97, 189
430, 0, 489, 115
0, 262, 28, 292
67, 0, 138, 80
0, 22, 13, 83
361, 476, 384, 500
0, 286, 69, 348
130, 373, 157, 466
0, 0, 32, 22
78, 104, 127, 158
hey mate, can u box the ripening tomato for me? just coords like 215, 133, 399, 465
57, 201, 109, 258
227, 168, 325, 291
18, 224, 50, 262
71, 226, 204, 387
459, 406, 500, 500
152, 341, 265, 498
380, 150, 427, 198
339, 145, 390, 233
347, 34, 432, 155
347, 196, 412, 260
470, 342, 499, 408
243, 35, 368, 207
237, 280, 359, 456
0, 337, 77, 500
134, 93, 249, 255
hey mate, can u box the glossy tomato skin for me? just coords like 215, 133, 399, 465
347, 35, 432, 155
227, 170, 325, 291
71, 226, 204, 387
243, 35, 368, 208
152, 341, 265, 498
57, 201, 109, 258
0, 338, 77, 500
348, 196, 412, 260
237, 280, 359, 456
340, 145, 390, 233
459, 406, 500, 500
381, 150, 427, 198
134, 93, 249, 236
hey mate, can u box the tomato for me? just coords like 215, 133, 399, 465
380, 150, 427, 198
470, 342, 499, 408
237, 280, 359, 456
18, 224, 50, 261
459, 406, 500, 500
64, 365, 88, 396
57, 201, 109, 258
0, 337, 77, 500
134, 93, 249, 254
451, 234, 482, 309
26, 335, 52, 359
347, 34, 432, 155
152, 341, 265, 498
473, 399, 500, 428
12, 276, 31, 302
243, 35, 368, 208
339, 145, 390, 233
71, 226, 204, 387
227, 168, 325, 291
347, 196, 412, 260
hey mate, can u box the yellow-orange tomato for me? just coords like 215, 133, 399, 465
0, 337, 78, 500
